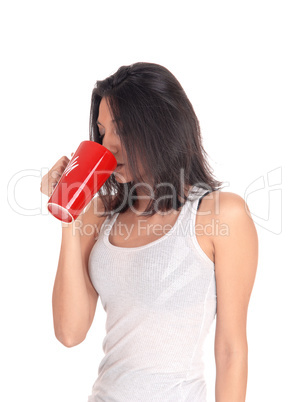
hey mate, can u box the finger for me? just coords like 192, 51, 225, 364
51, 170, 62, 180
51, 156, 69, 171
49, 182, 57, 197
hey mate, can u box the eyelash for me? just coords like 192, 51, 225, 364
98, 128, 120, 138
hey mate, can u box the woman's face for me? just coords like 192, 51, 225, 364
97, 97, 133, 184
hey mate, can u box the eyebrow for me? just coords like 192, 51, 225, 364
96, 119, 119, 127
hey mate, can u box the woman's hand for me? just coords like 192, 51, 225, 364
40, 154, 73, 197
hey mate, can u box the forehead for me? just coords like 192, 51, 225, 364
98, 98, 113, 122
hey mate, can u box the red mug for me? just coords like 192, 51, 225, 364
47, 141, 117, 223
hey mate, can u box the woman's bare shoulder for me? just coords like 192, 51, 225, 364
201, 190, 257, 250
198, 189, 255, 242
200, 190, 250, 217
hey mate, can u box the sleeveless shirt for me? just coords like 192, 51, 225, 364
88, 186, 217, 402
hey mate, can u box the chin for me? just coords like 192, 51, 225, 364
113, 172, 131, 184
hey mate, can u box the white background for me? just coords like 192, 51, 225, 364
1, 1, 287, 401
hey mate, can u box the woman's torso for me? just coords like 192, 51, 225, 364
87, 186, 217, 402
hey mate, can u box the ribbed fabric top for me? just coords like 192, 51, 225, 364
88, 186, 216, 402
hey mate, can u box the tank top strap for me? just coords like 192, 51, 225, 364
197, 190, 212, 210
182, 186, 213, 232
185, 186, 212, 206
96, 211, 118, 239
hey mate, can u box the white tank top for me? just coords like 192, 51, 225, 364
88, 186, 216, 402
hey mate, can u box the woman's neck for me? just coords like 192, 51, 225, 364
131, 184, 193, 214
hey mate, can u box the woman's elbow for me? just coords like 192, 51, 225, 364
215, 341, 248, 365
54, 329, 87, 348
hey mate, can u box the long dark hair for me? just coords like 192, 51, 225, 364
89, 62, 223, 216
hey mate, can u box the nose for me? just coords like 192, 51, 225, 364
102, 131, 120, 156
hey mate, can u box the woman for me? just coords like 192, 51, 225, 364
41, 62, 258, 401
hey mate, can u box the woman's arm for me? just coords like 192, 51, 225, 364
212, 192, 258, 401
52, 196, 107, 347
